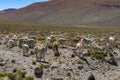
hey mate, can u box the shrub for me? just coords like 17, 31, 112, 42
7, 73, 17, 80
30, 50, 35, 55
39, 64, 50, 70
0, 72, 5, 77
26, 76, 34, 80
91, 51, 107, 61
77, 60, 83, 64
67, 72, 71, 77
48, 43, 53, 49
17, 70, 27, 78
11, 59, 16, 63
32, 59, 36, 65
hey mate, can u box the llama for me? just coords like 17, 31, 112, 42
22, 44, 29, 56
34, 42, 49, 61
27, 39, 35, 48
7, 39, 14, 48
53, 40, 60, 56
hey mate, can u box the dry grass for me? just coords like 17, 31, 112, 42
0, 23, 120, 38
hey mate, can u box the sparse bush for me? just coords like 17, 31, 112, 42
0, 72, 5, 77
30, 50, 35, 55
11, 59, 16, 63
26, 76, 34, 80
91, 51, 107, 61
0, 71, 34, 80
67, 72, 71, 77
72, 78, 77, 80
51, 78, 56, 80
0, 78, 4, 80
7, 73, 17, 80
32, 59, 36, 65
48, 43, 53, 49
37, 36, 46, 41
17, 70, 27, 78
77, 60, 83, 64
39, 64, 50, 70
13, 68, 17, 73
0, 42, 2, 45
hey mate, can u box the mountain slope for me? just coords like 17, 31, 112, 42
0, 0, 120, 27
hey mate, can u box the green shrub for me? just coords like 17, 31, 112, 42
17, 70, 27, 78
7, 73, 17, 80
0, 72, 5, 77
67, 72, 71, 77
30, 50, 35, 55
39, 64, 50, 71
77, 60, 83, 64
11, 59, 16, 63
32, 59, 36, 65
48, 43, 53, 49
0, 78, 4, 80
91, 51, 107, 61
26, 76, 34, 80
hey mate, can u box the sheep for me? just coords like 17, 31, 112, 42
109, 36, 116, 42
34, 42, 49, 61
28, 36, 37, 43
50, 35, 55, 42
18, 36, 35, 48
46, 36, 51, 43
12, 35, 18, 38
46, 35, 55, 43
22, 44, 29, 56
11, 36, 19, 46
4, 36, 10, 44
108, 36, 117, 46
18, 38, 27, 48
7, 39, 14, 48
106, 36, 117, 49
27, 39, 35, 48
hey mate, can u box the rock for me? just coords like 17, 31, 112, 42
87, 74, 95, 80
71, 54, 75, 58
13, 68, 17, 73
55, 78, 63, 80
34, 67, 42, 74
0, 61, 6, 66
106, 53, 118, 66
0, 58, 3, 62
51, 62, 59, 70
77, 65, 84, 70
34, 67, 43, 78
61, 64, 67, 69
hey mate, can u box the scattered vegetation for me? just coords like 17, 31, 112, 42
0, 70, 34, 80
48, 43, 53, 49
39, 64, 50, 70
30, 50, 35, 55
32, 59, 36, 65
77, 59, 83, 64
67, 72, 71, 77
0, 23, 120, 37
11, 59, 16, 63
91, 51, 107, 61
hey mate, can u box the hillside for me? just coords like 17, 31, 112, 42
0, 0, 120, 27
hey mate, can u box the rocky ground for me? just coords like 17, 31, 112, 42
0, 43, 120, 80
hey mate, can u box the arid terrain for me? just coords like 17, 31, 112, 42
0, 0, 120, 80
0, 25, 119, 80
